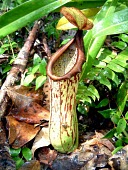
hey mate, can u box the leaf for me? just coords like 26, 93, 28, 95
32, 127, 50, 155
95, 98, 109, 108
10, 148, 21, 157
112, 146, 123, 155
103, 128, 116, 139
87, 85, 100, 100
39, 59, 47, 75
12, 101, 49, 124
116, 82, 128, 114
86, 68, 101, 80
13, 157, 24, 170
2, 65, 11, 74
33, 54, 41, 65
0, 0, 71, 38
77, 88, 96, 101
6, 115, 40, 148
19, 160, 40, 170
23, 74, 35, 86
111, 41, 127, 50
32, 65, 40, 74
102, 67, 119, 86
93, 60, 106, 68
35, 75, 46, 90
60, 6, 93, 30
81, 0, 118, 79
22, 147, 32, 161
92, 8, 128, 38
122, 137, 128, 144
125, 112, 128, 120
116, 118, 126, 134
114, 47, 128, 68
107, 62, 125, 73
0, 47, 6, 54
97, 73, 111, 90
111, 114, 120, 124
119, 33, 128, 43
77, 104, 88, 115
98, 109, 115, 119
115, 139, 123, 147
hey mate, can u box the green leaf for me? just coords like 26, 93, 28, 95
102, 67, 119, 86
22, 147, 32, 161
23, 74, 35, 86
1, 43, 10, 48
77, 104, 87, 115
39, 59, 47, 75
78, 88, 96, 101
2, 65, 11, 74
116, 118, 126, 134
98, 109, 115, 119
125, 112, 128, 120
10, 148, 21, 157
103, 128, 116, 139
119, 34, 128, 43
32, 65, 40, 74
13, 157, 24, 170
62, 1, 105, 10
95, 98, 109, 108
0, 48, 6, 54
92, 8, 128, 38
112, 146, 123, 155
77, 95, 91, 103
115, 139, 123, 147
111, 114, 120, 124
0, 0, 71, 38
116, 82, 128, 114
111, 41, 127, 50
81, 0, 118, 80
97, 73, 111, 90
35, 75, 46, 90
93, 60, 106, 68
33, 54, 41, 65
86, 68, 101, 80
107, 62, 125, 73
122, 137, 128, 144
87, 85, 100, 100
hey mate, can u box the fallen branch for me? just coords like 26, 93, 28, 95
0, 21, 39, 117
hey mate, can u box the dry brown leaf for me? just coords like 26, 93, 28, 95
6, 85, 47, 111
81, 132, 114, 151
37, 148, 57, 165
6, 115, 40, 148
31, 127, 50, 155
7, 85, 44, 104
11, 101, 49, 124
19, 160, 40, 170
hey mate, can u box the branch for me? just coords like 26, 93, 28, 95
0, 21, 39, 117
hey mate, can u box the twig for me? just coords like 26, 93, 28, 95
0, 21, 39, 117
42, 33, 51, 59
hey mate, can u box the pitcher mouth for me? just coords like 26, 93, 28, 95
46, 30, 85, 81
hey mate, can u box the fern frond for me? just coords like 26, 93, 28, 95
85, 46, 128, 89
77, 83, 99, 103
